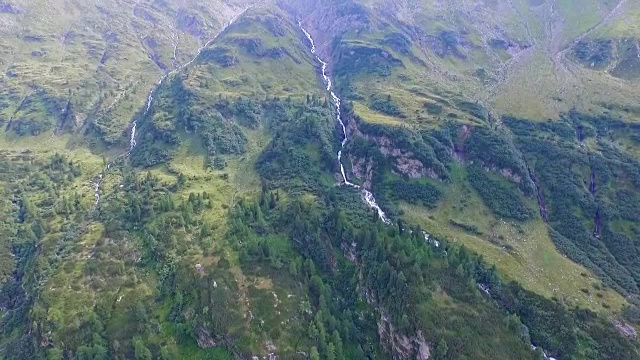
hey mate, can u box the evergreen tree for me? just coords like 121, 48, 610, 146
355, 345, 366, 360
434, 338, 449, 360
327, 343, 336, 360
133, 338, 152, 360
332, 330, 345, 360
310, 347, 320, 360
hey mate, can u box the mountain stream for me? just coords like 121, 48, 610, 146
299, 23, 390, 224
93, 5, 256, 206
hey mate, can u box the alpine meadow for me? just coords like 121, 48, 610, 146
1, 0, 640, 359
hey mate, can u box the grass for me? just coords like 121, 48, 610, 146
177, 343, 235, 360
153, 127, 269, 240
555, 0, 615, 43
0, 132, 105, 208
0, 0, 259, 143
341, 0, 640, 126
353, 102, 405, 125
401, 164, 627, 313
595, 3, 640, 37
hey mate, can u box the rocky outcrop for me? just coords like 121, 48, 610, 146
0, 1, 21, 14
349, 155, 373, 189
378, 313, 430, 360
196, 326, 220, 349
396, 157, 439, 179
613, 319, 638, 338
483, 165, 523, 183
366, 135, 441, 180
176, 9, 205, 38
133, 5, 157, 24
360, 283, 430, 360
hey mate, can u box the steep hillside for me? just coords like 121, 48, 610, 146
0, 0, 256, 144
285, 0, 640, 122
284, 0, 638, 304
0, 0, 640, 359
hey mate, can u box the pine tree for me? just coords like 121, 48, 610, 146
355, 345, 366, 360
327, 343, 336, 360
332, 330, 345, 360
133, 337, 152, 360
310, 347, 320, 360
434, 338, 449, 360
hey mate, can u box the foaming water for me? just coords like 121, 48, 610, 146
299, 22, 390, 224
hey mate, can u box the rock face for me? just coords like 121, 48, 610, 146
361, 280, 431, 360
396, 156, 439, 179
176, 8, 205, 38
195, 326, 219, 349
345, 112, 445, 182
482, 165, 523, 183
613, 319, 638, 338
349, 155, 373, 188
374, 136, 440, 179
378, 313, 430, 360
0, 1, 22, 14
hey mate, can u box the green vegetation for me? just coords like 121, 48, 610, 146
369, 94, 406, 118
0, 0, 252, 145
387, 179, 442, 208
467, 165, 533, 221
504, 114, 640, 297
1, 1, 640, 359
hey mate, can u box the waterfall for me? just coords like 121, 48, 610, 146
93, 4, 258, 207
299, 22, 390, 224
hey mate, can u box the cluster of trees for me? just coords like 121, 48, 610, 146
3, 78, 639, 360
453, 99, 487, 121
387, 179, 442, 208
369, 94, 405, 118
132, 78, 253, 167
7, 90, 69, 137
467, 165, 533, 221
333, 42, 404, 83
506, 113, 640, 296
224, 173, 640, 359
464, 126, 534, 195
572, 39, 613, 69
349, 113, 452, 180
0, 153, 92, 358
256, 97, 336, 193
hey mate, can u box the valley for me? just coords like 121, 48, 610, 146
1, 0, 640, 359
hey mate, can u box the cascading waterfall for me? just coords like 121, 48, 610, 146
94, 4, 258, 206
130, 6, 252, 150
299, 22, 390, 224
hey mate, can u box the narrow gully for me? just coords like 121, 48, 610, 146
94, 4, 258, 206
299, 22, 390, 224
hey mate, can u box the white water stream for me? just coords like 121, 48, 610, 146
94, 5, 257, 206
299, 23, 390, 224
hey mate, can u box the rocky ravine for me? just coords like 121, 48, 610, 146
299, 21, 390, 224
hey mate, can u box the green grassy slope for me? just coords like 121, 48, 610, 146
0, 0, 256, 144
286, 0, 640, 320
0, 3, 340, 358
0, 0, 639, 359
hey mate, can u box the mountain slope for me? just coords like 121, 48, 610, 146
0, 0, 639, 359
0, 0, 256, 143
